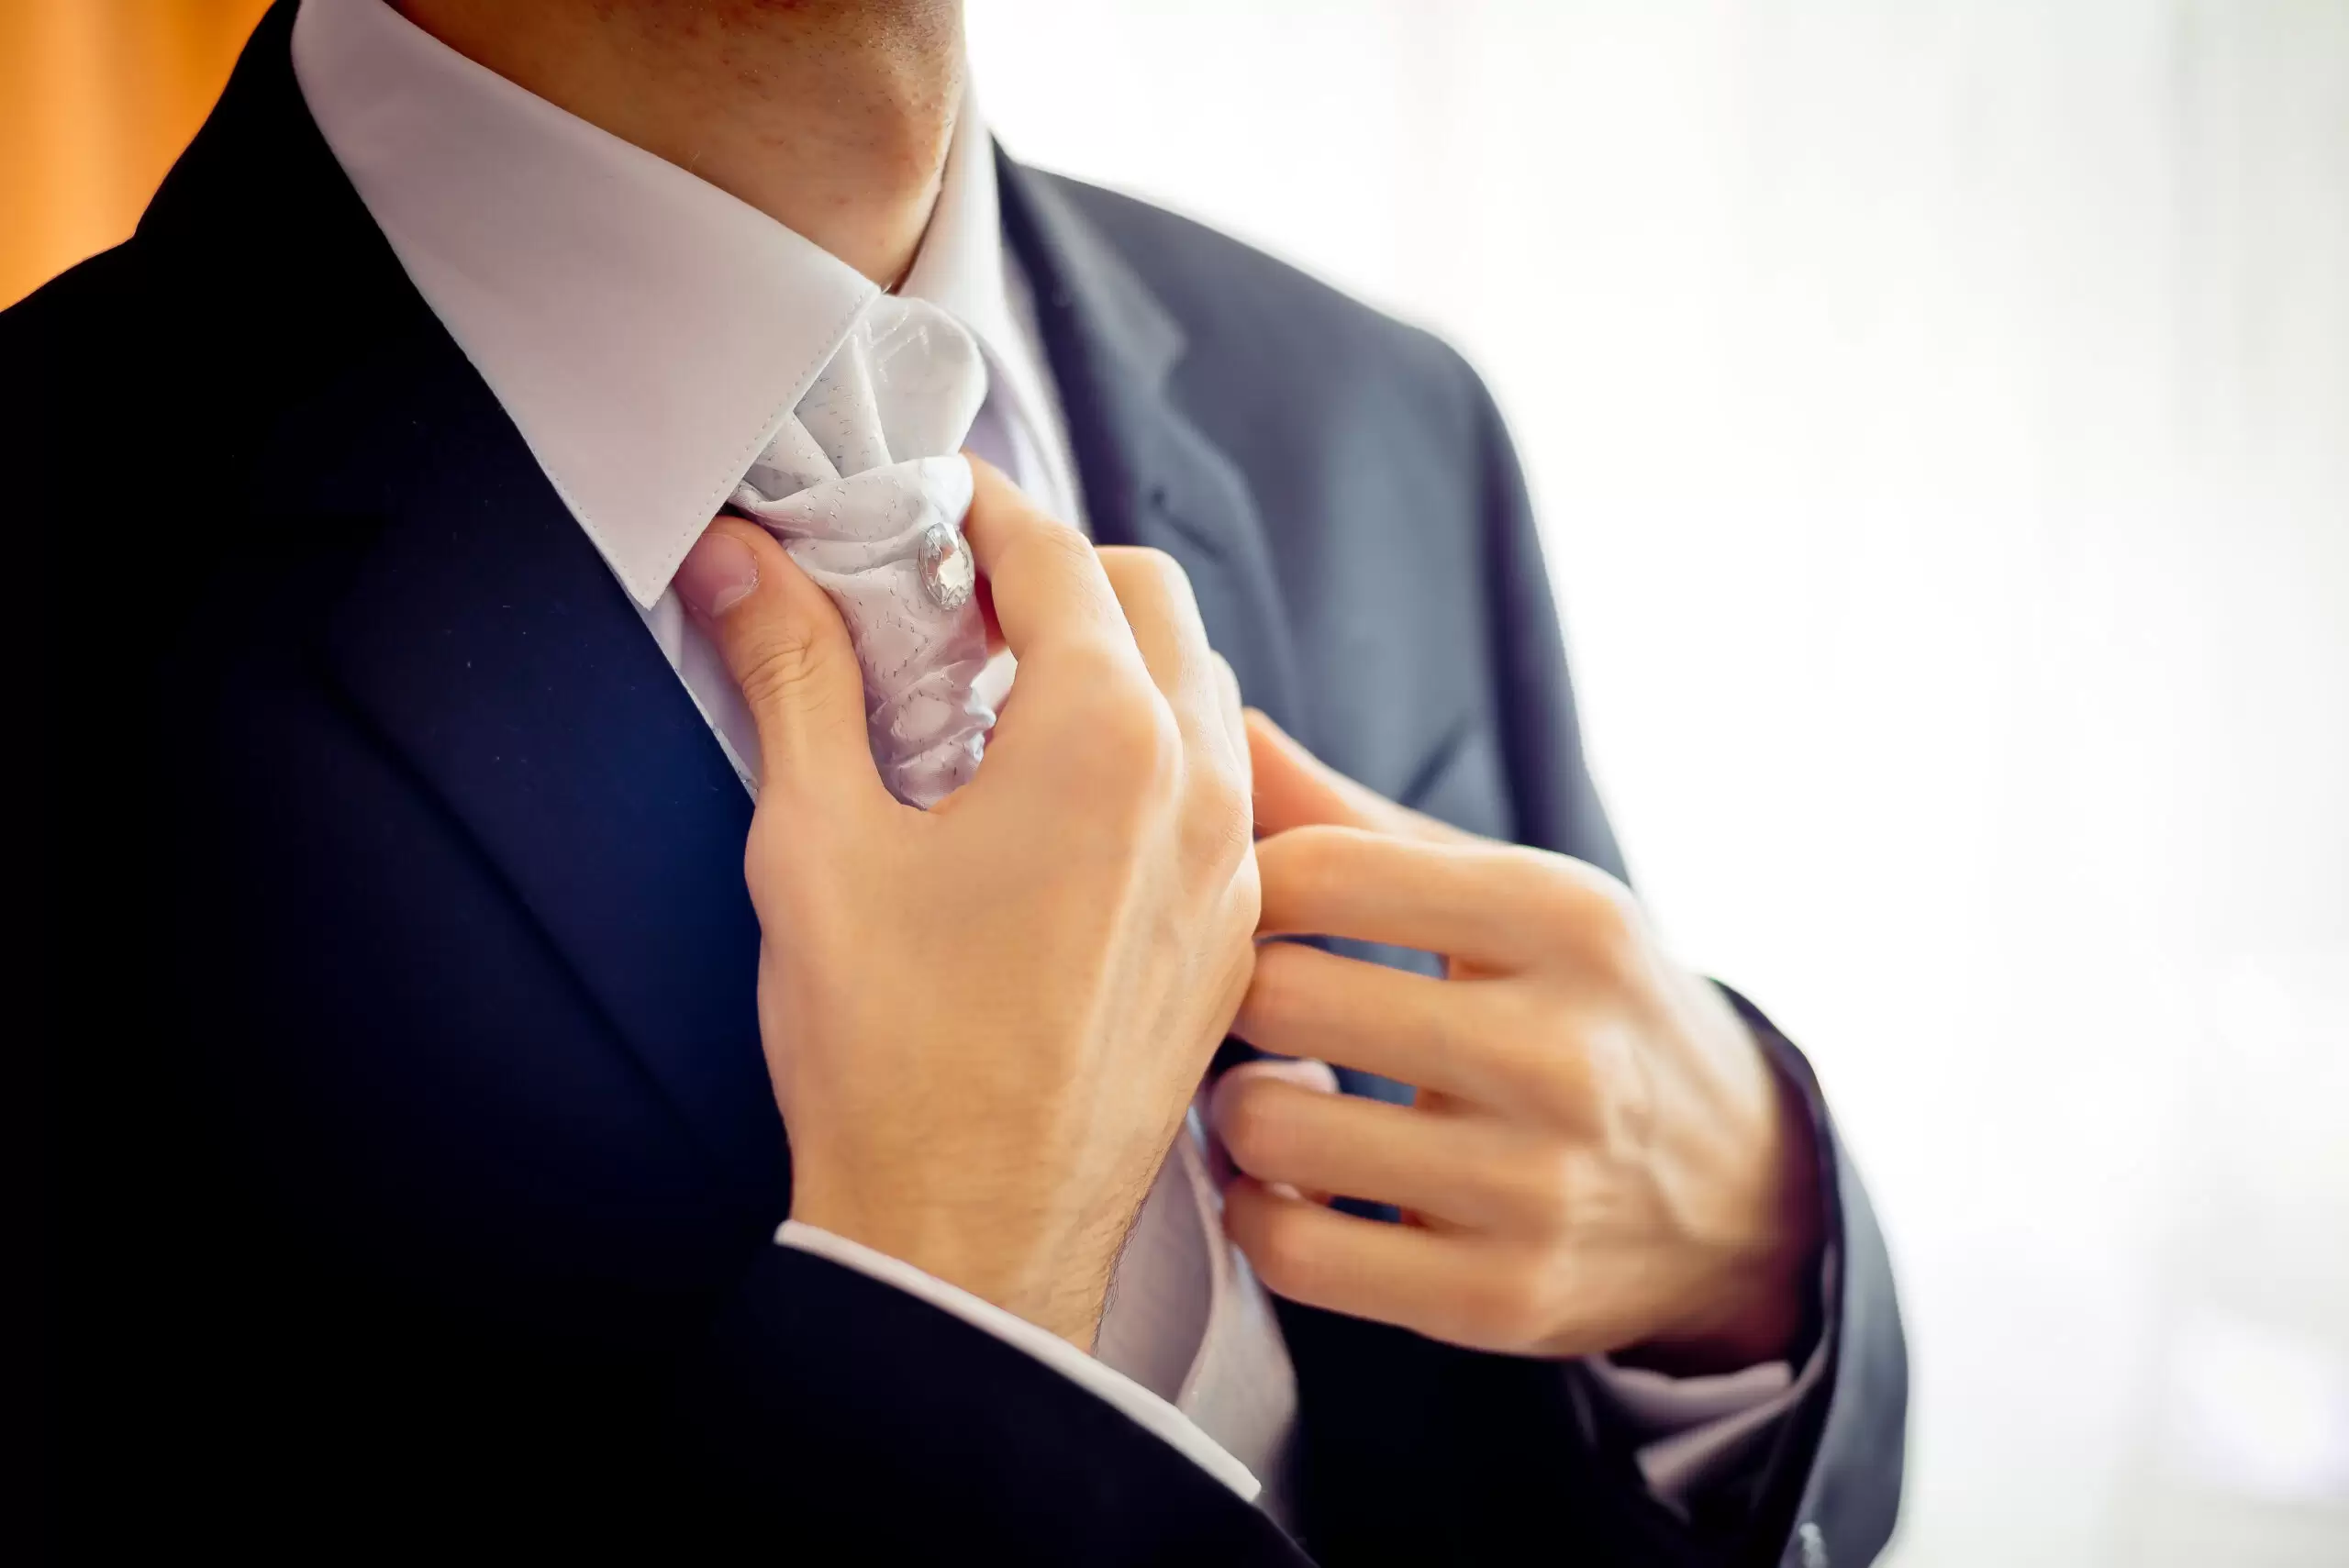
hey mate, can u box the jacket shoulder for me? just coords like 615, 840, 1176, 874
1036, 172, 1483, 421
0, 243, 157, 537
1, 239, 164, 470
0, 241, 144, 372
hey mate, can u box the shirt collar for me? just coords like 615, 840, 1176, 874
292, 0, 1033, 610
898, 80, 1069, 495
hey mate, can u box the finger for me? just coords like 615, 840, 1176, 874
1212, 1073, 1565, 1231
1096, 547, 1225, 751
1234, 941, 1548, 1109
1246, 709, 1475, 844
1211, 1056, 1338, 1202
962, 455, 1136, 669
1256, 825, 1552, 967
975, 571, 1006, 658
1212, 653, 1248, 782
674, 517, 893, 815
1224, 1180, 1559, 1353
1096, 546, 1204, 692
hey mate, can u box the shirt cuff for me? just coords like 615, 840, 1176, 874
1581, 1335, 1830, 1509
774, 1220, 1263, 1505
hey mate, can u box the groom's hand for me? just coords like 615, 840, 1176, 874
674, 459, 1257, 1351
1213, 714, 1821, 1373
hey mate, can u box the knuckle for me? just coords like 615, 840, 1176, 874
1531, 1070, 1595, 1137
1249, 1204, 1322, 1298
1065, 678, 1175, 793
1508, 1144, 1580, 1234
734, 620, 835, 717
1222, 859, 1264, 959
1261, 825, 1348, 904
1235, 835, 1264, 900
1094, 676, 1166, 750
1573, 862, 1641, 931
1197, 749, 1252, 821
1108, 696, 1183, 784
1504, 847, 1579, 919
1188, 757, 1255, 867
1219, 1084, 1290, 1171
1118, 545, 1191, 600
1210, 650, 1241, 704
741, 814, 836, 945
1215, 907, 1261, 1013
1026, 519, 1100, 581
1239, 940, 1306, 1029
1053, 640, 1137, 709
1461, 1260, 1550, 1350
1476, 1023, 1537, 1103
1524, 855, 1642, 967
742, 808, 789, 886
1508, 1016, 1597, 1130
740, 822, 782, 914
742, 802, 829, 908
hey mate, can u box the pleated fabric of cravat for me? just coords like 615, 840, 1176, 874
729, 295, 996, 808
734, 296, 1299, 1503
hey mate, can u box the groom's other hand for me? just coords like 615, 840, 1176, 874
674, 458, 1257, 1351
1214, 712, 1821, 1373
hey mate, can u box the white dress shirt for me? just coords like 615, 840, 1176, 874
290, 0, 1814, 1519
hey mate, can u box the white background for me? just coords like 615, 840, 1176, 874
970, 3, 2349, 1563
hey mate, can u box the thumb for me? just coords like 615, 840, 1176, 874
675, 517, 890, 813
1244, 708, 1473, 845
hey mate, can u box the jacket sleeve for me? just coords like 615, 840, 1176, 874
1460, 350, 1909, 1567
669, 1243, 1313, 1565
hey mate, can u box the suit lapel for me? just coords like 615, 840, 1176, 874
996, 154, 1303, 734
314, 359, 782, 1196
994, 158, 1307, 1062
149, 6, 785, 1195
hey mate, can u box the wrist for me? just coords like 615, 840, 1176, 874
1624, 1245, 1812, 1374
788, 1181, 1116, 1352
1625, 1053, 1825, 1375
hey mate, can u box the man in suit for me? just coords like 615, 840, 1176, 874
16, 1, 1905, 1562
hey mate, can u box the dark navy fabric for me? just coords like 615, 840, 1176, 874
14, 6, 1902, 1563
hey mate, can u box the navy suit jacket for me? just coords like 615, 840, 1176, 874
15, 6, 1903, 1563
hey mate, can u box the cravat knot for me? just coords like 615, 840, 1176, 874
729, 295, 993, 806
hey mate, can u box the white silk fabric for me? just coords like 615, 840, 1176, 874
729, 296, 993, 807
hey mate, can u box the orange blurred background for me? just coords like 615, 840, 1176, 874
1, 0, 274, 309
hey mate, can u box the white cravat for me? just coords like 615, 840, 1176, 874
291, 0, 1804, 1518
716, 295, 996, 807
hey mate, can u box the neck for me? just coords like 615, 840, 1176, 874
393, 0, 965, 285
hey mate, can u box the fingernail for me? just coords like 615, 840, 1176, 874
1236, 1056, 1341, 1095
675, 530, 760, 619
